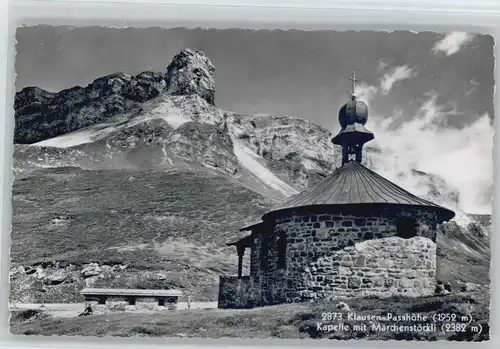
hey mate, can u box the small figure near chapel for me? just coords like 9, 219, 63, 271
78, 303, 93, 316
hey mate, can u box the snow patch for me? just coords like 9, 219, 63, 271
148, 101, 192, 129
163, 113, 191, 129
32, 116, 132, 148
451, 210, 474, 228
233, 140, 298, 197
227, 124, 245, 138
428, 200, 474, 228
33, 128, 98, 148
135, 96, 221, 129
31, 96, 210, 149
302, 158, 322, 171
457, 241, 477, 256
117, 99, 192, 130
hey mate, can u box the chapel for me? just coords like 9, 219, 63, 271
218, 72, 455, 309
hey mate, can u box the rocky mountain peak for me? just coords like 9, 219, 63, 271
165, 48, 216, 105
13, 48, 217, 144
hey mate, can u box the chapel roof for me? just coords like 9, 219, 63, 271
262, 161, 455, 221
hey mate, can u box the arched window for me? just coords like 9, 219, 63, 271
396, 218, 418, 239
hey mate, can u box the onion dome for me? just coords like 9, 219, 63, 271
339, 95, 369, 128
331, 72, 374, 165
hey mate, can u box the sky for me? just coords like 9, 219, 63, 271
14, 26, 495, 214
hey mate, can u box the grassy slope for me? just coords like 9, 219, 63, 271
436, 220, 491, 287
11, 167, 272, 300
11, 292, 490, 341
12, 167, 270, 264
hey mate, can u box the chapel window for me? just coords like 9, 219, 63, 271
396, 217, 418, 239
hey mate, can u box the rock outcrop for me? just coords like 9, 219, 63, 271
9, 261, 223, 303
167, 121, 239, 175
14, 49, 216, 144
13, 144, 91, 174
14, 73, 142, 144
165, 48, 216, 105
227, 113, 339, 190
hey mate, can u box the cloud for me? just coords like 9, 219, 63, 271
366, 93, 493, 214
432, 32, 475, 56
380, 65, 417, 94
350, 62, 491, 214
354, 83, 378, 106
353, 64, 417, 101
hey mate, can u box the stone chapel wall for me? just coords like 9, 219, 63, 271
218, 276, 261, 308
258, 207, 440, 301
300, 236, 436, 299
250, 229, 262, 277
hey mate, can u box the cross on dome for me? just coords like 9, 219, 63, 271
349, 70, 358, 98
331, 70, 374, 165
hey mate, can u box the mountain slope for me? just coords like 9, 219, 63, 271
10, 166, 273, 302
10, 47, 491, 303
437, 219, 491, 286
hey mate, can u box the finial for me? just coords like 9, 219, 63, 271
333, 70, 374, 166
349, 71, 358, 96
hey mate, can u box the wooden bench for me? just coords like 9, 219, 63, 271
79, 288, 183, 308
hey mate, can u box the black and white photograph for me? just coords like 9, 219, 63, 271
8, 26, 493, 341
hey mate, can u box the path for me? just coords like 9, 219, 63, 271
10, 302, 219, 318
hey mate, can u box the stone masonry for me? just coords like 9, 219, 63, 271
218, 205, 441, 308
301, 236, 436, 299
217, 276, 261, 309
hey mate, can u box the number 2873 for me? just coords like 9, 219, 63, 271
321, 312, 343, 321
